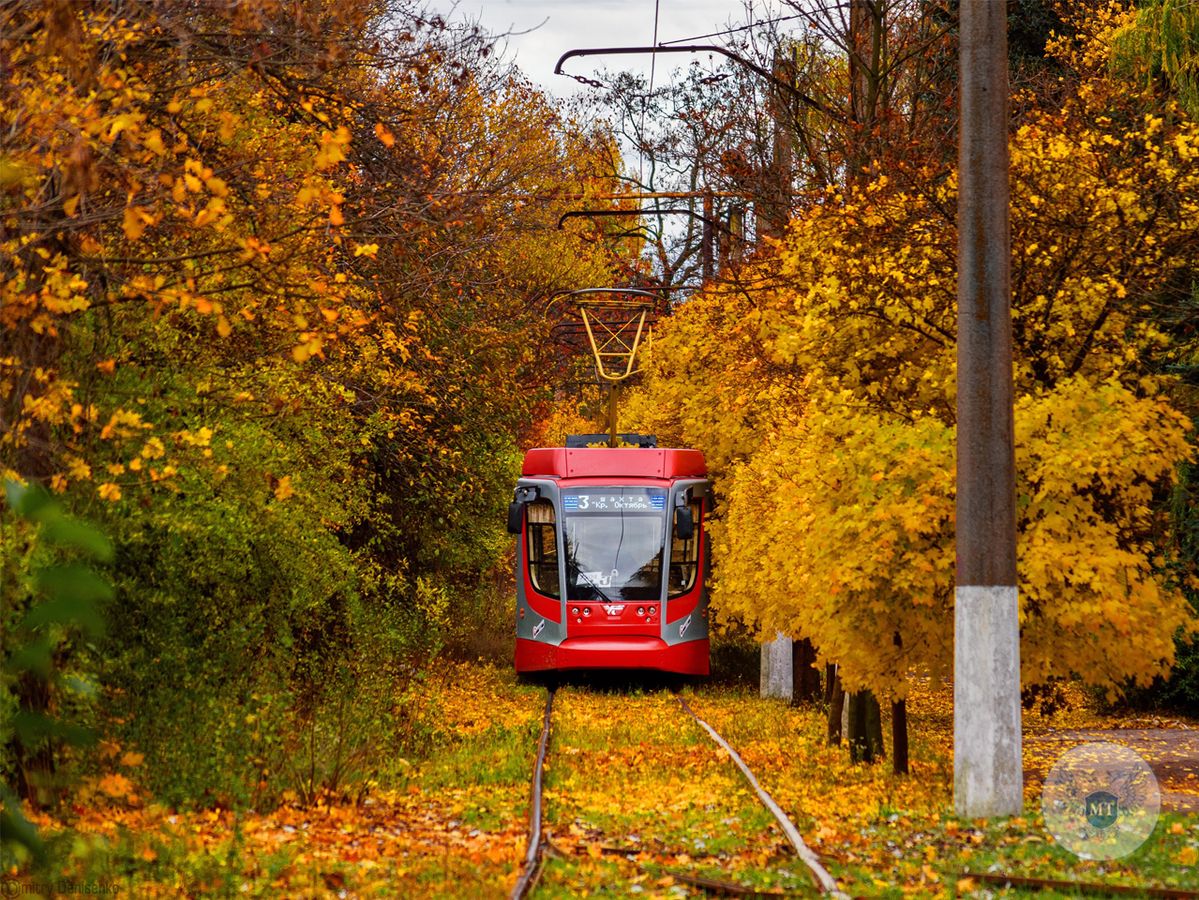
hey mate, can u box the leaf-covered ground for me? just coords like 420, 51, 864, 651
12, 662, 1199, 897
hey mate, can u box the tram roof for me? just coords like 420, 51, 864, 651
521, 447, 706, 480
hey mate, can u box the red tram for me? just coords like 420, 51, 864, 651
508, 435, 710, 676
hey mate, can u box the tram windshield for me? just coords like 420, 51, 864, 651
561, 487, 666, 602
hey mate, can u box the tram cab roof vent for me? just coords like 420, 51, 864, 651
565, 433, 658, 449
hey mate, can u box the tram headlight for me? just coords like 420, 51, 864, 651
648, 606, 656, 616
582, 607, 591, 617
571, 606, 580, 616
636, 607, 645, 616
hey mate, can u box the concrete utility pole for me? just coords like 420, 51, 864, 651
701, 190, 714, 282
759, 51, 799, 701
954, 1, 1023, 817
762, 52, 795, 240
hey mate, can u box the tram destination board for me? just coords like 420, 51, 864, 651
562, 488, 666, 513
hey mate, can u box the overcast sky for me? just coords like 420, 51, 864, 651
430, 1, 750, 94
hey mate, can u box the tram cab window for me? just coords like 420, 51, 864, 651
669, 499, 702, 598
526, 500, 560, 598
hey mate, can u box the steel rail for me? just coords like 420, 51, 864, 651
511, 689, 555, 900
961, 872, 1199, 898
676, 695, 848, 898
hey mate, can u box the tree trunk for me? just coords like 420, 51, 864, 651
866, 692, 884, 758
14, 672, 56, 808
892, 699, 909, 775
826, 670, 844, 745
847, 692, 866, 762
791, 638, 821, 705
847, 690, 884, 764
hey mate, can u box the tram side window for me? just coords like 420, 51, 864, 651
526, 500, 560, 598
668, 499, 702, 598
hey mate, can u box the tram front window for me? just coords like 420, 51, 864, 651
562, 488, 665, 602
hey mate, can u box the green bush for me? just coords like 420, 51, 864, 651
1118, 453, 1199, 713
709, 621, 761, 687
2, 250, 530, 813
50, 341, 451, 809
1, 482, 113, 869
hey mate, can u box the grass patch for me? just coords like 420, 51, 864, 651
10, 665, 1196, 897
539, 685, 807, 896
687, 681, 1199, 897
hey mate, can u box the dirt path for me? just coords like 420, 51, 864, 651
1025, 728, 1199, 812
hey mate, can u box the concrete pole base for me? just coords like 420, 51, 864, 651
760, 633, 793, 700
954, 585, 1023, 817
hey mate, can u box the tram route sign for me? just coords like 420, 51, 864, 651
563, 490, 666, 513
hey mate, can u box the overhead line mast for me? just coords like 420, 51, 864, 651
554, 45, 838, 119
954, 0, 1022, 817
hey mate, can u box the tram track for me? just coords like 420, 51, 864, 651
512, 688, 556, 899
510, 685, 847, 900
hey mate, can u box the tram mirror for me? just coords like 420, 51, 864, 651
674, 506, 694, 541
507, 501, 524, 535
507, 486, 541, 534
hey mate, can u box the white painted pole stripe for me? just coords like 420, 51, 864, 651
677, 696, 848, 898
954, 585, 1023, 817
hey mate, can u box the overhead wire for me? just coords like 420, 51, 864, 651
638, 0, 661, 186
648, 0, 661, 92
658, 13, 805, 46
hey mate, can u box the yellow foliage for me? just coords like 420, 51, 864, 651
531, 398, 602, 449
626, 286, 802, 479
97, 772, 133, 798
632, 14, 1199, 699
273, 475, 295, 502
1, 0, 621, 507
373, 122, 396, 148
139, 436, 165, 459
718, 403, 955, 697
314, 126, 351, 170
718, 379, 1192, 698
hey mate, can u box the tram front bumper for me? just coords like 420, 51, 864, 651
515, 636, 709, 675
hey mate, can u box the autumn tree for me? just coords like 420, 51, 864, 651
1111, 0, 1199, 118
630, 2, 1199, 768
1, 0, 623, 805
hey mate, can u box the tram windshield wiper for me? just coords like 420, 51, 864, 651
566, 557, 610, 601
